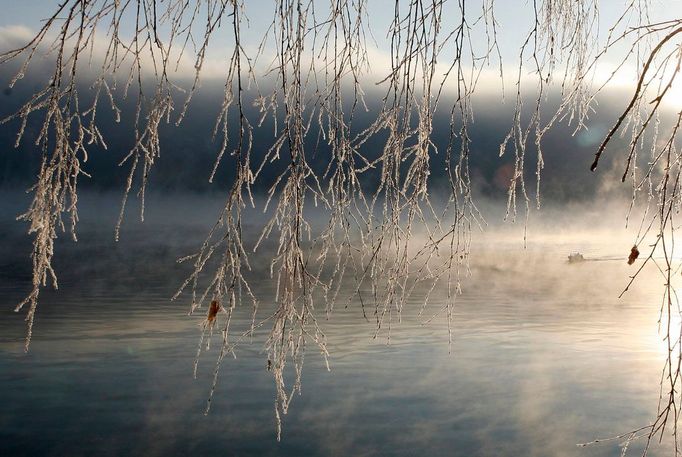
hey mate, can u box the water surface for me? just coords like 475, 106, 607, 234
0, 196, 674, 456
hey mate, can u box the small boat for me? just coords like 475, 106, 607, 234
568, 252, 585, 263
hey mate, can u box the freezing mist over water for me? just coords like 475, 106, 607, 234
0, 192, 676, 456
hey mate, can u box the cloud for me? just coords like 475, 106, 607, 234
0, 22, 230, 84
0, 25, 34, 50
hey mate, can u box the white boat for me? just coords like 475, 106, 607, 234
568, 252, 585, 263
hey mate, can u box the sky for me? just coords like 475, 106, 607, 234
1, 0, 679, 83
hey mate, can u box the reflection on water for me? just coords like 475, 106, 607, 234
0, 196, 675, 456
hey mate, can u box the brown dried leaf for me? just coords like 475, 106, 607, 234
627, 245, 640, 265
207, 299, 221, 323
